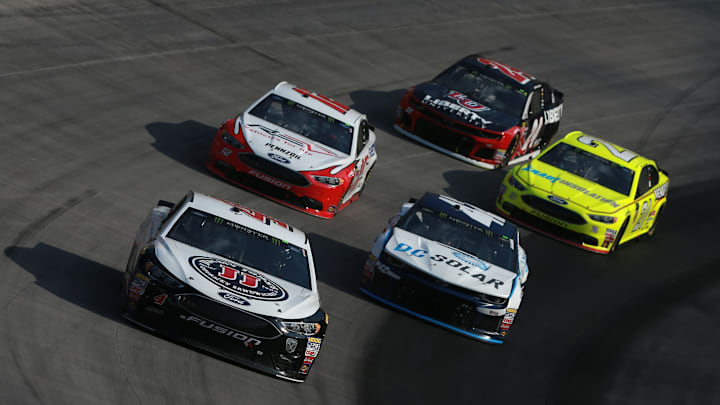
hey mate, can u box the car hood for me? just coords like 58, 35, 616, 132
514, 160, 631, 213
385, 228, 516, 298
241, 114, 352, 172
412, 82, 519, 132
153, 237, 320, 319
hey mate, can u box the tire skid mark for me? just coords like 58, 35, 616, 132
114, 325, 145, 405
1, 189, 98, 315
8, 336, 46, 405
0, 0, 712, 80
635, 67, 720, 153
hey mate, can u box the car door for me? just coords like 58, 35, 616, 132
629, 165, 660, 237
342, 120, 372, 202
519, 88, 544, 155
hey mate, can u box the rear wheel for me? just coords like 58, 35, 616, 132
647, 205, 664, 237
609, 218, 629, 254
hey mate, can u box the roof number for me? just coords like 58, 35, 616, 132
577, 135, 637, 163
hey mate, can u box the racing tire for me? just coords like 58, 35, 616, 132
609, 218, 629, 254
646, 205, 664, 237
501, 136, 519, 167
358, 164, 374, 197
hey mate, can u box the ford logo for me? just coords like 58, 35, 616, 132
268, 153, 290, 164
218, 291, 250, 306
452, 251, 489, 271
548, 195, 568, 205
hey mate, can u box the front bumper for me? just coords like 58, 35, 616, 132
496, 182, 620, 254
122, 272, 323, 381
360, 255, 512, 344
207, 137, 352, 219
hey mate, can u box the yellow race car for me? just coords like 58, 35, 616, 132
496, 131, 669, 254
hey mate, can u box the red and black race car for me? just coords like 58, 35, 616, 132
207, 82, 377, 219
394, 55, 564, 169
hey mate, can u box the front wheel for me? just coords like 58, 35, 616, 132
609, 218, 629, 254
647, 205, 664, 237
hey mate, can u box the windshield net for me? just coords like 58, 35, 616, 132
539, 142, 635, 196
250, 93, 354, 155
398, 206, 516, 271
434, 62, 528, 117
167, 208, 311, 289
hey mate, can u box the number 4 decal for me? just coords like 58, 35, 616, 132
577, 135, 637, 162
153, 294, 168, 306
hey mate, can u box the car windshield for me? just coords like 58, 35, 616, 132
398, 206, 517, 271
434, 62, 528, 117
167, 208, 311, 289
249, 93, 354, 155
539, 142, 635, 196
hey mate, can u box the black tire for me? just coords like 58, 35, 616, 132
647, 205, 664, 237
501, 136, 519, 167
358, 164, 374, 197
609, 218, 629, 254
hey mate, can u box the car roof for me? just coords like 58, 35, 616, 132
559, 131, 652, 171
417, 192, 517, 238
273, 81, 363, 125
454, 55, 539, 92
185, 192, 308, 247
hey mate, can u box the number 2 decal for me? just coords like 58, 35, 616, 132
632, 200, 651, 232
577, 135, 637, 162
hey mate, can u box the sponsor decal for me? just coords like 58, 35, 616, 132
519, 165, 620, 208
286, 338, 298, 353
306, 342, 321, 351
299, 364, 310, 374
218, 291, 250, 306
267, 153, 291, 164
544, 104, 563, 124
601, 228, 617, 248
265, 143, 301, 160
308, 337, 322, 344
179, 315, 262, 347
499, 308, 517, 336
190, 256, 289, 301
128, 273, 150, 302
247, 169, 292, 190
293, 86, 350, 114
220, 147, 232, 157
369, 143, 376, 157
447, 91, 488, 111
476, 58, 534, 85
420, 95, 492, 127
305, 349, 319, 357
247, 124, 338, 157
392, 243, 504, 289
654, 183, 668, 200
547, 195, 568, 205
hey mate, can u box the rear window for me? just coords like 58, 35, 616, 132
539, 142, 635, 195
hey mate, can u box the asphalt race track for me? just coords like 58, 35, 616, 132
1, 1, 719, 404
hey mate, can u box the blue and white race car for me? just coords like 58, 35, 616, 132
361, 193, 528, 344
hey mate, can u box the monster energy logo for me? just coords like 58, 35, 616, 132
214, 217, 225, 224
271, 237, 281, 246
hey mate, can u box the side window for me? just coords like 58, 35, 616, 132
528, 91, 542, 117
635, 166, 658, 198
356, 120, 369, 155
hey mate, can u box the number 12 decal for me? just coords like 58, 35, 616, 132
577, 135, 637, 162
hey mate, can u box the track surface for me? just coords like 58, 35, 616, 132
1, 1, 719, 404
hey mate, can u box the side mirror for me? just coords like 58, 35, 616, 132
408, 197, 418, 203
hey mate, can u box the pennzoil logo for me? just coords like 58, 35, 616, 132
190, 256, 288, 301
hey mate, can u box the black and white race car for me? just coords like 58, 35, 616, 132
361, 193, 528, 344
121, 191, 327, 382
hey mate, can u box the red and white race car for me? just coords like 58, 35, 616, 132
207, 82, 377, 219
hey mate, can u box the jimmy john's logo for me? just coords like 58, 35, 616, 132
190, 256, 288, 301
